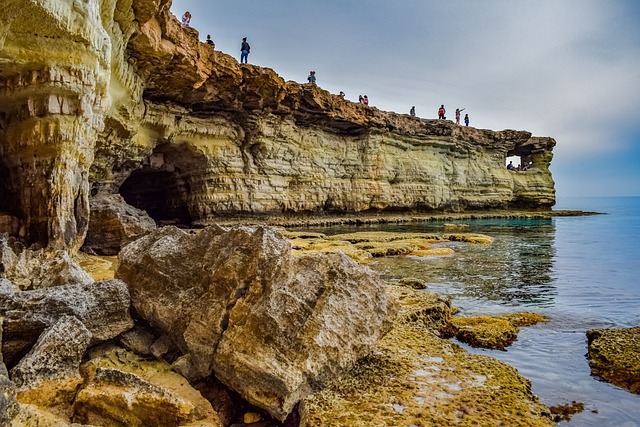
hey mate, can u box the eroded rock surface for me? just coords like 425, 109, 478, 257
75, 346, 222, 427
0, 235, 93, 290
83, 194, 156, 255
10, 316, 91, 412
0, 280, 133, 368
587, 326, 640, 394
300, 286, 554, 427
116, 225, 395, 420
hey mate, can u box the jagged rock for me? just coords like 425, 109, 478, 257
0, 280, 133, 368
587, 326, 640, 394
10, 316, 91, 413
0, 320, 19, 427
10, 404, 76, 427
116, 225, 395, 421
83, 194, 157, 256
0, 235, 93, 290
74, 346, 221, 427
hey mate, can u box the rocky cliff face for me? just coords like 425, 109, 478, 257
0, 0, 556, 250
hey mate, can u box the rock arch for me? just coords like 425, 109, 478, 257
118, 143, 208, 226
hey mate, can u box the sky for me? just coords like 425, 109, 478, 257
170, 0, 640, 198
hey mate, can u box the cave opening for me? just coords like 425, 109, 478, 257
118, 142, 209, 227
119, 168, 193, 226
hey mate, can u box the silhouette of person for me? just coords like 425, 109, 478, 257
240, 37, 250, 64
339, 91, 345, 98
206, 35, 214, 46
464, 113, 470, 126
455, 108, 465, 125
507, 161, 514, 170
410, 106, 416, 116
359, 95, 364, 104
181, 11, 191, 27
438, 105, 446, 119
307, 71, 316, 84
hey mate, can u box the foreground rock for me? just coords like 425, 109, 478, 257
0, 234, 93, 290
300, 286, 554, 426
0, 280, 133, 368
116, 225, 395, 420
0, 321, 19, 427
10, 316, 91, 414
82, 194, 157, 255
587, 326, 640, 394
75, 346, 222, 427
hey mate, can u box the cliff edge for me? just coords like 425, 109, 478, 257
0, 0, 555, 250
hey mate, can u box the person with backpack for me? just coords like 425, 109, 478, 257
438, 105, 446, 119
240, 37, 250, 64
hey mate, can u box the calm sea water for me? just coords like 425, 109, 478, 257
303, 196, 640, 426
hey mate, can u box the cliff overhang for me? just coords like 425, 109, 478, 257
0, 0, 555, 250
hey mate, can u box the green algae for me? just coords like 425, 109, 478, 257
587, 326, 640, 394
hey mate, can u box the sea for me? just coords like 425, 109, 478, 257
304, 196, 640, 426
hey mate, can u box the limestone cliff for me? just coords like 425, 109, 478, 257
0, 0, 555, 250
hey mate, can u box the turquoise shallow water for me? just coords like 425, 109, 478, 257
302, 196, 640, 426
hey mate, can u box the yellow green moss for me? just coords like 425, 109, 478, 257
587, 326, 640, 394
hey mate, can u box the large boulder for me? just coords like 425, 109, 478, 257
587, 326, 640, 394
116, 225, 396, 421
0, 280, 133, 368
83, 194, 157, 255
0, 234, 93, 291
10, 316, 91, 412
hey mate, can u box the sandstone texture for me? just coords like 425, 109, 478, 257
0, 0, 556, 252
1, 234, 93, 291
10, 316, 91, 412
82, 194, 156, 255
75, 346, 222, 427
0, 279, 133, 368
116, 225, 396, 420
587, 326, 640, 394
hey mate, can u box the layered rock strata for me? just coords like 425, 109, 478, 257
1, 0, 556, 251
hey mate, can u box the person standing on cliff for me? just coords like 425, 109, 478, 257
464, 113, 470, 126
240, 37, 250, 64
206, 35, 214, 46
438, 105, 446, 119
181, 11, 191, 27
307, 71, 316, 84
455, 108, 465, 125
410, 106, 416, 116
363, 95, 369, 106
359, 95, 364, 104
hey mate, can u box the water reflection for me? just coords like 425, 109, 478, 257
311, 219, 559, 309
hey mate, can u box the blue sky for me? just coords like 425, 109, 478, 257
170, 0, 640, 198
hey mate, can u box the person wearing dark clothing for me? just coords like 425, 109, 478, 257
464, 113, 469, 126
307, 71, 316, 84
410, 106, 416, 116
206, 35, 214, 46
438, 105, 446, 119
240, 37, 250, 63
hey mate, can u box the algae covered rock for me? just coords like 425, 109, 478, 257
116, 225, 396, 421
444, 312, 547, 350
587, 326, 640, 394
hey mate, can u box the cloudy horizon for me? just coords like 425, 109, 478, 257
170, 0, 640, 199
